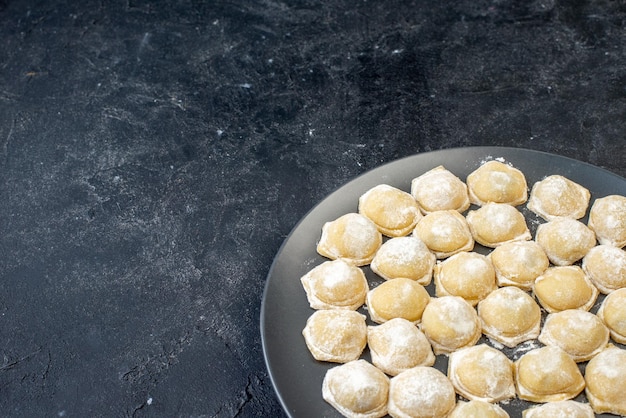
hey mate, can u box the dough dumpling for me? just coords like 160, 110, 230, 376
596, 288, 626, 344
533, 266, 598, 313
514, 346, 585, 403
302, 310, 367, 363
388, 366, 456, 418
582, 244, 626, 294
466, 160, 528, 206
449, 400, 509, 418
448, 344, 515, 403
358, 184, 422, 237
434, 251, 497, 306
527, 175, 591, 221
366, 278, 430, 324
466, 203, 531, 248
367, 318, 435, 376
535, 217, 596, 266
317, 213, 382, 266
522, 401, 594, 418
584, 345, 626, 416
588, 194, 626, 248
410, 165, 470, 213
322, 359, 389, 418
412, 210, 474, 258
370, 236, 435, 285
489, 241, 549, 290
300, 259, 368, 310
421, 295, 481, 355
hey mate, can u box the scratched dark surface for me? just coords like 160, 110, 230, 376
0, 0, 624, 417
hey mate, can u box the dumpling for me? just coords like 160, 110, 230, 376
302, 309, 367, 363
588, 194, 626, 248
522, 401, 594, 418
412, 210, 474, 258
477, 286, 541, 348
584, 345, 626, 416
410, 165, 470, 213
434, 251, 497, 306
466, 203, 531, 248
596, 288, 626, 344
300, 259, 368, 310
489, 241, 549, 290
420, 295, 481, 355
317, 213, 382, 266
447, 344, 516, 403
514, 345, 585, 403
358, 184, 422, 237
527, 175, 591, 221
466, 160, 528, 206
532, 266, 599, 313
448, 400, 510, 418
535, 217, 596, 266
538, 309, 609, 362
366, 278, 430, 324
370, 236, 436, 286
582, 244, 626, 294
388, 366, 456, 418
367, 318, 435, 376
322, 359, 389, 418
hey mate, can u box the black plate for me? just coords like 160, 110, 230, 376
261, 146, 626, 418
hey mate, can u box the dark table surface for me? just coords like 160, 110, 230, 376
1, 1, 624, 417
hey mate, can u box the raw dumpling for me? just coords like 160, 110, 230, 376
532, 266, 599, 313
582, 244, 626, 294
370, 236, 436, 285
596, 288, 626, 344
466, 160, 528, 206
489, 241, 549, 290
527, 175, 591, 221
477, 286, 541, 348
300, 259, 368, 310
421, 295, 481, 355
466, 203, 531, 248
447, 344, 516, 403
535, 217, 596, 266
366, 278, 430, 324
322, 359, 389, 418
588, 194, 626, 248
412, 210, 474, 258
302, 309, 367, 363
367, 318, 435, 376
448, 400, 510, 418
358, 184, 422, 237
514, 345, 585, 403
410, 165, 470, 213
522, 401, 594, 418
388, 366, 456, 418
434, 251, 497, 306
584, 345, 626, 416
317, 213, 382, 266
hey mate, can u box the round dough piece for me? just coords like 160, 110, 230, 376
367, 318, 435, 376
533, 266, 599, 313
522, 401, 595, 418
447, 344, 516, 403
584, 345, 626, 416
366, 278, 430, 324
410, 165, 470, 214
317, 213, 383, 266
434, 251, 497, 306
588, 194, 626, 248
535, 217, 597, 266
477, 286, 541, 348
582, 244, 626, 294
358, 184, 423, 237
388, 366, 456, 418
322, 359, 389, 418
527, 175, 591, 221
300, 259, 369, 310
421, 295, 481, 355
466, 160, 528, 206
412, 210, 474, 259
449, 400, 510, 418
489, 240, 549, 290
302, 309, 367, 363
466, 202, 531, 248
514, 345, 585, 403
596, 288, 626, 344
370, 236, 436, 286
538, 309, 609, 362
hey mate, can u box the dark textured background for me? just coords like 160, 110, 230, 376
0, 0, 624, 416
